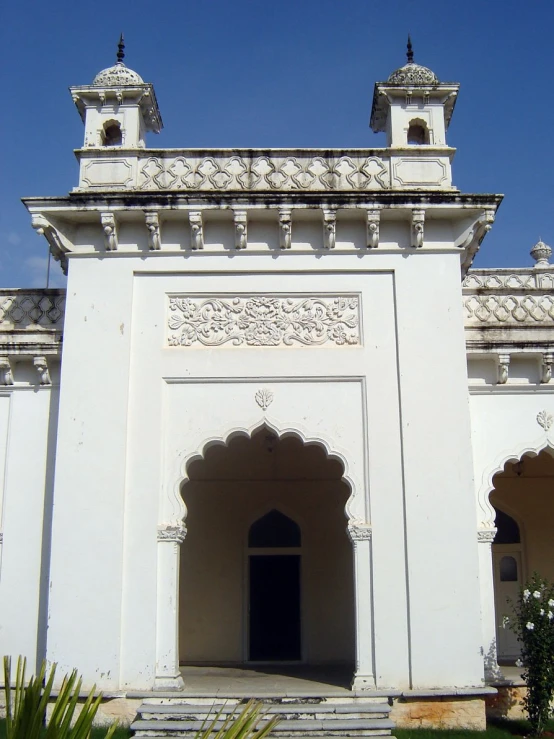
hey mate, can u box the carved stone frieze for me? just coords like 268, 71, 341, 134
189, 212, 204, 251
157, 524, 187, 543
137, 153, 391, 192
100, 213, 118, 251
167, 295, 360, 347
145, 212, 161, 250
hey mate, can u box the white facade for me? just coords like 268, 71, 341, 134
0, 43, 553, 720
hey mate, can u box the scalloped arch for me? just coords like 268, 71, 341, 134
170, 419, 359, 527
478, 438, 554, 528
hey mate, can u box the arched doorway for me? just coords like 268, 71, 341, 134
490, 449, 554, 664
179, 427, 355, 671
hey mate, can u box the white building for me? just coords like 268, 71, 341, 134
0, 39, 552, 731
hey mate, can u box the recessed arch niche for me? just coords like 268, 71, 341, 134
490, 449, 554, 662
178, 426, 355, 668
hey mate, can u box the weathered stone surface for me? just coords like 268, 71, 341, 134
391, 696, 486, 730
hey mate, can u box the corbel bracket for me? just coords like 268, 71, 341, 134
279, 209, 292, 250
497, 354, 510, 385
145, 211, 161, 250
457, 209, 496, 273
31, 214, 70, 275
234, 211, 248, 250
411, 209, 425, 248
541, 352, 553, 384
189, 212, 203, 250
323, 209, 336, 250
367, 209, 380, 248
33, 356, 51, 386
0, 357, 13, 386
100, 213, 118, 251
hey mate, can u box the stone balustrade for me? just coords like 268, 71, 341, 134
77, 147, 455, 192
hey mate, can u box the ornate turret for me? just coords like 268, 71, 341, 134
370, 37, 459, 149
70, 35, 162, 150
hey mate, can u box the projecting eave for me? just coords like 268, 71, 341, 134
370, 82, 459, 133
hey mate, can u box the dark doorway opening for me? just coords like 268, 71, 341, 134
249, 554, 301, 661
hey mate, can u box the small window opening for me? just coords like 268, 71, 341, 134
499, 555, 518, 582
493, 507, 521, 544
102, 121, 122, 146
407, 120, 429, 145
248, 510, 301, 548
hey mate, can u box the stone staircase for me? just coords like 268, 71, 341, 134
130, 696, 395, 737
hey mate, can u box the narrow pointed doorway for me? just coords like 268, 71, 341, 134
248, 510, 301, 661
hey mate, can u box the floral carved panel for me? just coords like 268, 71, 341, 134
167, 295, 360, 347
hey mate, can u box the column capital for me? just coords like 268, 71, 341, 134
477, 528, 496, 543
348, 521, 372, 542
157, 523, 187, 544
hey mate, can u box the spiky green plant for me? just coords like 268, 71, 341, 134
3, 656, 117, 739
194, 699, 279, 739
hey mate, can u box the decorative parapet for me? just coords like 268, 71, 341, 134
464, 267, 554, 384
463, 269, 554, 327
0, 290, 65, 359
0, 290, 65, 330
76, 147, 455, 192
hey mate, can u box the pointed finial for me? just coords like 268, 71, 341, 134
407, 34, 414, 64
116, 33, 125, 65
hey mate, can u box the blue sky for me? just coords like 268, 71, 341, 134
1, 0, 553, 287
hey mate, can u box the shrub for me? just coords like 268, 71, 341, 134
510, 574, 554, 736
3, 655, 117, 739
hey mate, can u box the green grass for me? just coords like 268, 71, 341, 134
396, 717, 554, 739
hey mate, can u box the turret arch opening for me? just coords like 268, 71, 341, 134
178, 425, 355, 677
407, 118, 430, 145
101, 119, 122, 146
489, 449, 554, 664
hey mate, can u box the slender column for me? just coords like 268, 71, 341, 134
154, 523, 187, 690
348, 522, 376, 690
477, 528, 502, 680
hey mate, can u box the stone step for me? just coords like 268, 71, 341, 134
131, 717, 395, 736
137, 701, 391, 716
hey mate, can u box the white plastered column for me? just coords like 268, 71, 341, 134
348, 522, 375, 690
155, 523, 187, 690
477, 528, 501, 680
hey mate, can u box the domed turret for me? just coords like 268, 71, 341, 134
70, 35, 162, 150
386, 37, 439, 86
370, 37, 459, 153
92, 35, 145, 87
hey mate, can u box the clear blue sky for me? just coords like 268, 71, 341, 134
1, 0, 553, 287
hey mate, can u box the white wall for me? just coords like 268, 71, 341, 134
0, 371, 59, 674
45, 214, 485, 691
